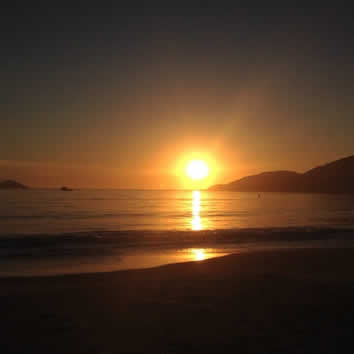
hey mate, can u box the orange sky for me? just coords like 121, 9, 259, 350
2, 7, 354, 189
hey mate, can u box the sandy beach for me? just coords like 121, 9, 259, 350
2, 247, 354, 353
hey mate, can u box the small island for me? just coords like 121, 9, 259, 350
0, 180, 29, 190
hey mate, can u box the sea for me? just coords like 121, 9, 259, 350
1, 189, 354, 276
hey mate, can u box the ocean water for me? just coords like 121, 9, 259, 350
1, 189, 354, 276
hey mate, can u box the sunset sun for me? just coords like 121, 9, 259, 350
186, 160, 209, 180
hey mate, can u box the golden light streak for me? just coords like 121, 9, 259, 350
191, 190, 202, 230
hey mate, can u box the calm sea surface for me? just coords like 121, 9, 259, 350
1, 189, 354, 276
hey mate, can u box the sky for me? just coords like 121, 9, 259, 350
2, 5, 354, 189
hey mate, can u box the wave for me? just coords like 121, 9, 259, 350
1, 227, 354, 258
0, 212, 177, 220
0, 210, 281, 220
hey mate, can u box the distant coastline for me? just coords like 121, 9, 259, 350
3, 154, 354, 194
0, 180, 29, 190
210, 155, 354, 194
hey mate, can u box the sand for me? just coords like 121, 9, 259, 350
1, 247, 354, 353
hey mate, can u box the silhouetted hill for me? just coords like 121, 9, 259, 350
209, 155, 354, 194
302, 155, 354, 193
0, 180, 29, 189
221, 171, 302, 192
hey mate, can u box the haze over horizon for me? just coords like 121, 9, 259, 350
2, 5, 354, 189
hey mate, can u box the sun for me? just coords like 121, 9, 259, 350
186, 160, 209, 180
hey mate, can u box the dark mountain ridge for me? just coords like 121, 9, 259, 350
209, 155, 354, 194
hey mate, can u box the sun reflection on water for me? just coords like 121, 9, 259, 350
191, 248, 206, 261
191, 190, 202, 230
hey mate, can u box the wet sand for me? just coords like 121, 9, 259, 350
2, 248, 354, 353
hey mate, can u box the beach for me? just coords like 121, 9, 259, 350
4, 3, 354, 353
2, 247, 354, 353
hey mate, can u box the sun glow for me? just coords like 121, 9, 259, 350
176, 152, 218, 189
185, 160, 209, 180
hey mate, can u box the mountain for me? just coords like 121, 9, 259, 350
302, 155, 354, 194
0, 180, 29, 189
209, 155, 354, 194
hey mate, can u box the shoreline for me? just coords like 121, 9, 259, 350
2, 240, 353, 278
2, 227, 354, 278
2, 246, 354, 282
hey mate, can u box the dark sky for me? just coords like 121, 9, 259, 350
2, 4, 354, 188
